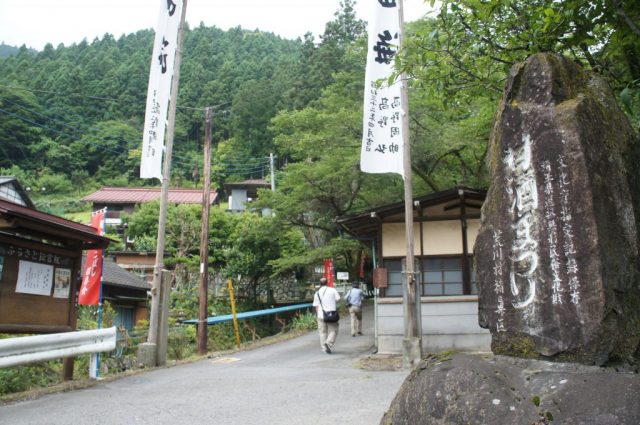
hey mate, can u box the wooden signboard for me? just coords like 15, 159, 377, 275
0, 235, 80, 333
373, 267, 388, 288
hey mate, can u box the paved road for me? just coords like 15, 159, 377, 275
0, 305, 409, 424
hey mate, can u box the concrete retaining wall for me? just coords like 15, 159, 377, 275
376, 296, 491, 354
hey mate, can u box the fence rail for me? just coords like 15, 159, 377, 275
0, 327, 117, 368
181, 303, 313, 326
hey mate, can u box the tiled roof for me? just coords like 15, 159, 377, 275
0, 198, 110, 249
82, 187, 218, 205
224, 179, 270, 189
82, 256, 150, 290
336, 186, 487, 239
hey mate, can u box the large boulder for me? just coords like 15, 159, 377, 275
475, 53, 640, 365
380, 353, 640, 425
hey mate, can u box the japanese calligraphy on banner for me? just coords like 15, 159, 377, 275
79, 209, 106, 305
361, 0, 404, 177
141, 0, 184, 180
323, 259, 335, 287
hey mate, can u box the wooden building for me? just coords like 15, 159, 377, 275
110, 251, 158, 284
0, 199, 110, 334
82, 256, 150, 331
337, 187, 491, 354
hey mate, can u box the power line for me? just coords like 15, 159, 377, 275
1, 95, 91, 136
0, 84, 121, 103
0, 87, 274, 179
0, 83, 231, 113
0, 105, 271, 177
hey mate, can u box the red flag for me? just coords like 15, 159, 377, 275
359, 252, 365, 279
79, 209, 105, 305
323, 259, 335, 287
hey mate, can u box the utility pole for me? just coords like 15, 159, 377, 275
398, 0, 422, 368
197, 106, 213, 355
269, 153, 276, 192
148, 0, 188, 354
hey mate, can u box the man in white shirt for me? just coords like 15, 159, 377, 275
345, 282, 364, 336
312, 277, 340, 354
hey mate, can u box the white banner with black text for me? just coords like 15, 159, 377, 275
140, 0, 183, 179
361, 1, 404, 177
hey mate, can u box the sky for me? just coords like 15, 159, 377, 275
0, 0, 435, 51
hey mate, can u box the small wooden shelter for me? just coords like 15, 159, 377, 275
337, 187, 491, 354
0, 199, 110, 334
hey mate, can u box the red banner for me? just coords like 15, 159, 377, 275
79, 210, 105, 305
323, 259, 334, 287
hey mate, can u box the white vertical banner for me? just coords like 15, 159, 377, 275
361, 0, 404, 177
140, 0, 184, 179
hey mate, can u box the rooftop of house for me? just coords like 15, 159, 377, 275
0, 176, 35, 209
223, 179, 271, 189
82, 187, 218, 205
336, 186, 487, 239
82, 256, 150, 291
0, 198, 110, 250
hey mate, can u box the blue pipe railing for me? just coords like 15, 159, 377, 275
181, 303, 313, 326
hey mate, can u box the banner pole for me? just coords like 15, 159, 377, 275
91, 207, 107, 379
148, 0, 188, 356
397, 0, 422, 368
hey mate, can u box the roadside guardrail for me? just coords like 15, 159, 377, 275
0, 327, 117, 368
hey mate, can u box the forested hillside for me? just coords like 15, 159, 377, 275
0, 25, 302, 186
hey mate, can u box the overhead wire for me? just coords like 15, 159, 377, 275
0, 102, 270, 176
0, 90, 271, 178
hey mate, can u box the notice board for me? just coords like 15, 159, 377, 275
0, 235, 80, 333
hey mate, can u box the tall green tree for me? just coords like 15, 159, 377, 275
402, 0, 640, 127
225, 213, 307, 302
0, 88, 43, 168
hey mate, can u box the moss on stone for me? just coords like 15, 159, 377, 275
492, 333, 539, 359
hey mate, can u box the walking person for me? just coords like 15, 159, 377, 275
345, 282, 364, 337
312, 277, 340, 354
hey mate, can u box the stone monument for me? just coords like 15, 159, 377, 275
475, 52, 640, 365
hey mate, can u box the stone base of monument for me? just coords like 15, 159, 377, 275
137, 342, 157, 368
380, 353, 639, 425
402, 337, 422, 369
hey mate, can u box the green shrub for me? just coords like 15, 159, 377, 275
167, 326, 196, 360
207, 322, 239, 351
36, 173, 74, 194
0, 361, 62, 395
76, 302, 116, 330
291, 312, 317, 331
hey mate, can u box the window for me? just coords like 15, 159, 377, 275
384, 260, 404, 296
384, 256, 476, 297
0, 183, 27, 207
422, 257, 464, 295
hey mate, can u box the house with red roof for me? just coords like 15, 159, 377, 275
82, 187, 219, 225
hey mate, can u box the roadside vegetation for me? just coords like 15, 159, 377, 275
0, 298, 315, 397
